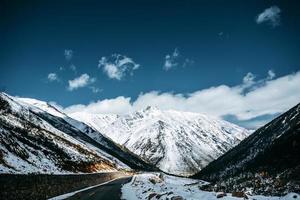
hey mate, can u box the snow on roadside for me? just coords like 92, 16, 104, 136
121, 173, 299, 200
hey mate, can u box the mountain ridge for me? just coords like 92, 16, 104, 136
70, 106, 251, 176
0, 92, 157, 173
192, 102, 300, 195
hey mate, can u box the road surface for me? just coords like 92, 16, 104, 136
64, 177, 132, 200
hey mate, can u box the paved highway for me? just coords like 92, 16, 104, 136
64, 177, 132, 200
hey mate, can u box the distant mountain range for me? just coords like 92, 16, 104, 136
70, 106, 250, 176
192, 103, 300, 195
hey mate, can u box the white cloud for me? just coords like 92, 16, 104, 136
163, 48, 193, 71
89, 86, 102, 94
64, 96, 132, 114
163, 48, 180, 71
256, 6, 281, 27
103, 63, 121, 80
64, 49, 73, 61
242, 72, 256, 87
267, 70, 276, 79
63, 71, 300, 129
67, 73, 96, 91
98, 54, 140, 80
47, 73, 59, 82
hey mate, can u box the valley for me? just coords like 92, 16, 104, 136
2, 0, 300, 199
0, 92, 299, 199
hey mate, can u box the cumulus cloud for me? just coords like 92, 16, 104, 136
242, 72, 256, 87
98, 54, 140, 80
64, 49, 73, 61
64, 96, 132, 114
47, 73, 59, 82
256, 6, 281, 27
63, 71, 300, 129
67, 73, 96, 91
163, 48, 193, 71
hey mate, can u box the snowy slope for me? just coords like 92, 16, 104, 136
193, 103, 300, 196
70, 106, 250, 176
122, 173, 298, 200
0, 93, 125, 174
70, 112, 118, 132
0, 93, 157, 174
14, 95, 157, 171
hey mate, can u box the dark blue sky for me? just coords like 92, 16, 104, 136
0, 0, 299, 111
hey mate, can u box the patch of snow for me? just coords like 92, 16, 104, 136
121, 173, 297, 200
17, 97, 66, 118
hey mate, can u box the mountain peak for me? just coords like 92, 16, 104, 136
144, 105, 160, 112
71, 107, 250, 176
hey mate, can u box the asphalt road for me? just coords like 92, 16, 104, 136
64, 176, 132, 200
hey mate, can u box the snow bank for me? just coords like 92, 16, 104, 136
121, 173, 299, 200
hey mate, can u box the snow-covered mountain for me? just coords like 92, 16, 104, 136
0, 93, 156, 174
16, 97, 156, 171
192, 103, 300, 195
70, 106, 250, 176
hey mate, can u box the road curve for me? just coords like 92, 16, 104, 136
64, 176, 132, 200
